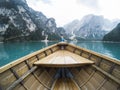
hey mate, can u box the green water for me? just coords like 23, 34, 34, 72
0, 41, 120, 67
70, 41, 120, 60
0, 41, 57, 67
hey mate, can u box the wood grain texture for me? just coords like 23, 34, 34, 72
34, 50, 94, 67
53, 78, 80, 90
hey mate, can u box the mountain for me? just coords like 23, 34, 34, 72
0, 0, 66, 42
103, 23, 120, 42
64, 14, 120, 40
64, 20, 80, 34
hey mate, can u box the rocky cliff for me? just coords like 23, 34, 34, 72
64, 14, 119, 41
0, 0, 66, 42
103, 23, 120, 42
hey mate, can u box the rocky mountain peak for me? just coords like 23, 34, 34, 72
46, 18, 56, 28
64, 14, 120, 41
0, 0, 66, 42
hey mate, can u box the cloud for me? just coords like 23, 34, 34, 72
41, 0, 52, 4
76, 0, 99, 10
26, 0, 120, 26
98, 0, 120, 20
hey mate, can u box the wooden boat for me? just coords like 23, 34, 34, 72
0, 42, 120, 90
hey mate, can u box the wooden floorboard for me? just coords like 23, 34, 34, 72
53, 78, 79, 90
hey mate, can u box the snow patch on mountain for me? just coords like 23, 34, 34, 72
64, 14, 120, 40
0, 8, 11, 16
0, 25, 8, 32
0, 0, 67, 42
22, 16, 36, 32
18, 6, 26, 13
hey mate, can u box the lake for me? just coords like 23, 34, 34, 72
0, 41, 120, 67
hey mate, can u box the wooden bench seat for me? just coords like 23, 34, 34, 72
34, 50, 94, 67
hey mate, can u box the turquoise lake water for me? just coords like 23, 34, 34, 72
0, 41, 120, 67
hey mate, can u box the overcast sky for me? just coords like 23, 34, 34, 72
26, 0, 120, 27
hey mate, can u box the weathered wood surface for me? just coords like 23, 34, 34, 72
71, 66, 120, 90
53, 78, 80, 90
34, 50, 94, 67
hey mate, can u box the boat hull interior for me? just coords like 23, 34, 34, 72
0, 42, 120, 90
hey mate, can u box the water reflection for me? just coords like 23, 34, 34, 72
0, 41, 120, 67
0, 42, 57, 66
71, 41, 120, 60
102, 42, 120, 60
0, 43, 9, 66
44, 41, 48, 47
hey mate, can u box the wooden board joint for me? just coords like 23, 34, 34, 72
108, 63, 116, 74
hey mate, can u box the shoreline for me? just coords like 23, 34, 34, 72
73, 40, 120, 43
1, 40, 120, 43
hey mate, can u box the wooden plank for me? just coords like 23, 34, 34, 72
46, 49, 51, 55
34, 50, 94, 67
37, 53, 45, 59
96, 79, 107, 90
0, 69, 17, 90
51, 79, 57, 90
80, 71, 96, 87
51, 46, 59, 52
92, 65, 120, 84
25, 60, 51, 89
12, 62, 29, 77
48, 69, 57, 79
23, 74, 36, 88
6, 66, 37, 90
98, 78, 119, 90
90, 71, 105, 88
77, 69, 90, 85
51, 51, 65, 64
37, 51, 60, 64
13, 84, 26, 90
29, 80, 40, 90
64, 51, 94, 64
48, 51, 64, 64
71, 79, 81, 90
66, 46, 74, 52
112, 65, 120, 80
74, 49, 81, 55
32, 73, 51, 89
53, 78, 79, 90
99, 60, 113, 72
81, 51, 89, 58
28, 56, 38, 67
